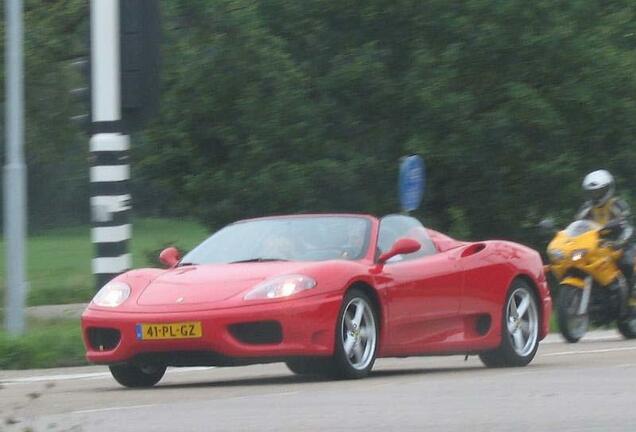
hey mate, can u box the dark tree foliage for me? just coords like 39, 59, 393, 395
10, 0, 636, 248
1, 0, 89, 230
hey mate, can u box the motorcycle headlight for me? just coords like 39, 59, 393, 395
244, 274, 316, 300
571, 249, 588, 262
548, 248, 565, 262
92, 281, 131, 307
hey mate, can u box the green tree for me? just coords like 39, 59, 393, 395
7, 0, 636, 250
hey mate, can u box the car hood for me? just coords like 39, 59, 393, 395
136, 261, 321, 309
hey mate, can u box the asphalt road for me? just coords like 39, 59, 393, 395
2, 330, 636, 432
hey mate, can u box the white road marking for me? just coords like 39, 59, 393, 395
72, 404, 156, 415
542, 346, 636, 357
541, 331, 621, 344
0, 366, 214, 386
1, 371, 112, 384
69, 391, 300, 415
501, 370, 534, 377
221, 391, 300, 402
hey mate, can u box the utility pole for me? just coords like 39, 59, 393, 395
3, 0, 26, 336
90, 0, 132, 289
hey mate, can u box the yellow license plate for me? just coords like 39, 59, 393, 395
136, 322, 202, 340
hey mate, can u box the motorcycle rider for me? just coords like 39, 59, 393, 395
577, 169, 636, 306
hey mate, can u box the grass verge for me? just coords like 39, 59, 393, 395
0, 319, 87, 369
0, 217, 209, 306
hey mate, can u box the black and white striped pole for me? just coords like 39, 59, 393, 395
90, 0, 131, 289
88, 0, 160, 290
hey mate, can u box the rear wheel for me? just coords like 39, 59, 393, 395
480, 280, 540, 368
557, 284, 589, 343
109, 364, 166, 388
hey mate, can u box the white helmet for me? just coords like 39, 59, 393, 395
582, 169, 615, 206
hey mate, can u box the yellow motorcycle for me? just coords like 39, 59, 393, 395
544, 219, 636, 342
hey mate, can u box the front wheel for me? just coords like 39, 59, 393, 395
557, 284, 589, 343
480, 280, 540, 368
285, 358, 332, 376
330, 289, 379, 379
617, 312, 636, 339
109, 364, 166, 388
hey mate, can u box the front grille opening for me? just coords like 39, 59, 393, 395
228, 321, 283, 345
87, 327, 121, 351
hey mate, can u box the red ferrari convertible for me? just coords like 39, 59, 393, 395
82, 213, 552, 387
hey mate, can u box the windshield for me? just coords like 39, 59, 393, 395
564, 220, 600, 237
181, 216, 371, 265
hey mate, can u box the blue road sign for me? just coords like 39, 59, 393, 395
399, 155, 426, 212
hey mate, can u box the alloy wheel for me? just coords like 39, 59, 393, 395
341, 297, 377, 370
506, 288, 539, 357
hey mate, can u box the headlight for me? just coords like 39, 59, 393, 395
244, 274, 316, 300
571, 249, 588, 262
92, 281, 131, 307
548, 248, 565, 262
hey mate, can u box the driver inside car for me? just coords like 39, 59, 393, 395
259, 232, 299, 260
341, 224, 366, 259
577, 169, 636, 304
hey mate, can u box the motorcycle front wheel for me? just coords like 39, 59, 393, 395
557, 284, 589, 343
617, 312, 636, 339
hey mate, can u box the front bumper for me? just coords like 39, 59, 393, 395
81, 293, 342, 365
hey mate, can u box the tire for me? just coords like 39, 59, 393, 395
285, 358, 332, 376
330, 288, 379, 379
557, 284, 589, 343
109, 364, 166, 388
617, 313, 636, 339
479, 279, 540, 368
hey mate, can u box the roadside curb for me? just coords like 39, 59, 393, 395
0, 303, 88, 321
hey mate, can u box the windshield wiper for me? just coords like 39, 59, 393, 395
177, 262, 196, 267
229, 258, 289, 264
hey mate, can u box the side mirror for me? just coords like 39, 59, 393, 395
538, 218, 557, 235
378, 237, 421, 263
159, 247, 181, 268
